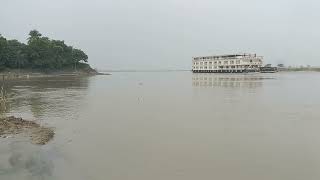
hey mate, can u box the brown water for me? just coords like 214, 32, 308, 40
1, 72, 320, 180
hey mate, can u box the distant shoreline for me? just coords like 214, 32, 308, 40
280, 67, 320, 72
100, 68, 320, 73
99, 69, 190, 72
100, 67, 320, 73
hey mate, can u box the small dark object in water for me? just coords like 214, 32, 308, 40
260, 67, 278, 73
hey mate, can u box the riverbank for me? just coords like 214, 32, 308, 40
0, 116, 54, 145
0, 68, 110, 81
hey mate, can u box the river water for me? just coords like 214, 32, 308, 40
1, 71, 320, 180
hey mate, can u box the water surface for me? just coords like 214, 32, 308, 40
1, 72, 320, 180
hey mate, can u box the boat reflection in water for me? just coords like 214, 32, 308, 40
192, 73, 273, 88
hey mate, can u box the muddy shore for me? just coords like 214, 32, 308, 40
0, 68, 111, 81
0, 116, 54, 145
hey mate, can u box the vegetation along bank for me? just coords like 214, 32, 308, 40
0, 30, 96, 74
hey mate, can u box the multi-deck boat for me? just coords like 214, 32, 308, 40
192, 53, 263, 73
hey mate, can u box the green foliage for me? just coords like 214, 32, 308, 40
0, 30, 89, 71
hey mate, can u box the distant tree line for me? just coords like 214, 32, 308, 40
0, 30, 88, 71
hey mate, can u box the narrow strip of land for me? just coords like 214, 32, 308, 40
0, 116, 54, 145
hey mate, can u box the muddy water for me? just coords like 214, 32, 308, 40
1, 72, 320, 180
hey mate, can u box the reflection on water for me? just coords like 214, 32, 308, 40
0, 141, 54, 180
0, 76, 91, 180
192, 73, 273, 88
4, 77, 90, 120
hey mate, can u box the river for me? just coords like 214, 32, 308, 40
1, 71, 320, 180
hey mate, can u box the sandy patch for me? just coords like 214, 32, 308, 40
0, 116, 54, 145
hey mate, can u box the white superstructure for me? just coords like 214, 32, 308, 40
192, 53, 263, 73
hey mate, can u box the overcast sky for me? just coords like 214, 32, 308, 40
1, 0, 320, 70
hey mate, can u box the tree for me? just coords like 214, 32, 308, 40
0, 35, 8, 68
28, 30, 42, 44
72, 49, 88, 71
0, 30, 90, 71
